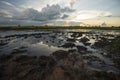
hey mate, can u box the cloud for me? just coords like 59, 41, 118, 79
0, 9, 12, 18
15, 4, 74, 21
0, 3, 75, 26
1, 1, 22, 12
62, 14, 69, 19
22, 0, 66, 11
61, 7, 75, 12
0, 19, 46, 26
70, 0, 76, 8
1, 1, 15, 7
73, 10, 112, 20
98, 11, 112, 17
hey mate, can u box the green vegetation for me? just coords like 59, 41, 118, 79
0, 26, 120, 30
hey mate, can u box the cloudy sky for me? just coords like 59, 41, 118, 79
0, 0, 120, 26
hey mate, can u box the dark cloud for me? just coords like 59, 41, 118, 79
15, 4, 74, 21
61, 14, 69, 19
61, 7, 75, 12
0, 4, 75, 26
37, 4, 61, 21
0, 19, 47, 26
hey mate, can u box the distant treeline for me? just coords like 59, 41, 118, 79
0, 26, 120, 30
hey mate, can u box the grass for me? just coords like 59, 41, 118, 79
0, 26, 120, 30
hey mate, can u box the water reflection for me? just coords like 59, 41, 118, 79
0, 29, 120, 56
0, 29, 120, 73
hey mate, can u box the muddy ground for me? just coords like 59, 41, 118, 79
0, 30, 120, 80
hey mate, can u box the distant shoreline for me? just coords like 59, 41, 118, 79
0, 26, 120, 30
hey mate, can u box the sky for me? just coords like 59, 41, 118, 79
0, 0, 120, 26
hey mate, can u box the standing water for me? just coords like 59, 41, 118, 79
0, 29, 120, 79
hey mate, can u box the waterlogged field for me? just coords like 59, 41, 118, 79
0, 29, 120, 80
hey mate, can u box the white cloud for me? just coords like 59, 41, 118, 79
0, 9, 13, 18
72, 10, 112, 20
22, 0, 64, 11
21, 0, 76, 11
1, 1, 15, 7
1, 1, 22, 12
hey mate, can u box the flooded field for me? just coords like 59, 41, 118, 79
0, 29, 120, 80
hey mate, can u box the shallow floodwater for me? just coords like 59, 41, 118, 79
0, 29, 120, 73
